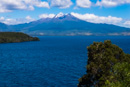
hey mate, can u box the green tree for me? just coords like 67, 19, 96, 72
78, 40, 130, 87
104, 62, 130, 87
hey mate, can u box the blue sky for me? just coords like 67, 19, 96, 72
0, 0, 130, 28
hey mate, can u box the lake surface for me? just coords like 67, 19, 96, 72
0, 36, 130, 87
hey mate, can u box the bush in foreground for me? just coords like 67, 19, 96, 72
78, 40, 130, 87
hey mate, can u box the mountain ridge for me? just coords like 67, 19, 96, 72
0, 13, 130, 36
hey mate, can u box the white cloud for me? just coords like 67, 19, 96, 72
76, 0, 92, 8
49, 0, 73, 8
0, 16, 35, 25
0, 0, 49, 13
24, 0, 50, 8
25, 16, 35, 22
71, 12, 122, 25
0, 17, 5, 21
96, 0, 130, 7
124, 21, 130, 25
124, 21, 130, 27
39, 13, 55, 18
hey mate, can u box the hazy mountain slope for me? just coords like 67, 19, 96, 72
0, 23, 9, 31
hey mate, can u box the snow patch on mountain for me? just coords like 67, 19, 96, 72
54, 12, 64, 18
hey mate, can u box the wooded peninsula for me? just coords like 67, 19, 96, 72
0, 32, 39, 43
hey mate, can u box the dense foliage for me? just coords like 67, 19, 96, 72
0, 32, 39, 43
78, 40, 130, 87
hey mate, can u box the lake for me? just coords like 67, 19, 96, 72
0, 36, 130, 87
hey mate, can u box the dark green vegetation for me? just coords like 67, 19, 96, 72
0, 32, 39, 43
78, 40, 130, 87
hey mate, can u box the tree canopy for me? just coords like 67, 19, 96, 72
0, 32, 39, 43
78, 40, 130, 87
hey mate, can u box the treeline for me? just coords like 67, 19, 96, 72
0, 32, 39, 43
78, 40, 130, 87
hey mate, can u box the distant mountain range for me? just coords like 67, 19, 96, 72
0, 13, 130, 36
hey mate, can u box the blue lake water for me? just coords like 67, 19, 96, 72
0, 36, 130, 87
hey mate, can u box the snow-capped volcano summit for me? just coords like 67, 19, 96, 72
39, 12, 76, 19
38, 12, 79, 23
54, 12, 64, 18
51, 13, 79, 22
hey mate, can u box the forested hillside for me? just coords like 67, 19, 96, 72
0, 32, 39, 43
